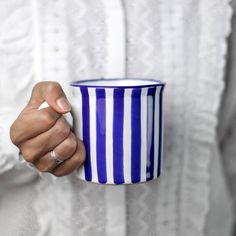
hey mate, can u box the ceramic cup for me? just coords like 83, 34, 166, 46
70, 78, 165, 185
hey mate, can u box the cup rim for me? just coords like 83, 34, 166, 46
70, 78, 166, 89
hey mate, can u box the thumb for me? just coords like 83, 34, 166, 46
27, 81, 71, 114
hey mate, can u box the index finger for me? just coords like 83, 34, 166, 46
27, 81, 71, 114
10, 106, 61, 145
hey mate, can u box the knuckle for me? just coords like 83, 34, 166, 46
75, 142, 86, 166
40, 111, 56, 128
34, 81, 61, 90
10, 123, 18, 145
55, 119, 70, 138
74, 156, 85, 168
33, 82, 63, 99
79, 153, 86, 165
36, 165, 50, 173
64, 134, 77, 151
47, 81, 62, 94
21, 148, 36, 163
33, 82, 46, 94
33, 82, 42, 91
10, 118, 24, 145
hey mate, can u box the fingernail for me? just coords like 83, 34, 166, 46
56, 97, 71, 112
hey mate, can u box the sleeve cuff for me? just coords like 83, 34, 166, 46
0, 109, 22, 174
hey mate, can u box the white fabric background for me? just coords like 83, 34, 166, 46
0, 0, 235, 236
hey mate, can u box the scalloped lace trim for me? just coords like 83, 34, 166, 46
180, 1, 233, 235
124, 0, 233, 236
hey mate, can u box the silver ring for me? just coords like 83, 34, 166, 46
50, 150, 63, 165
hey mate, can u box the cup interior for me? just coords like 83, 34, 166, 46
70, 78, 165, 88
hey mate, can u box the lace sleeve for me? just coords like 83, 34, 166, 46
0, 109, 21, 174
0, 0, 34, 174
218, 0, 236, 215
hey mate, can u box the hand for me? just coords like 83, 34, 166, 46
10, 81, 86, 177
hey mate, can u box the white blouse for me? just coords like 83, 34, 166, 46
0, 0, 235, 236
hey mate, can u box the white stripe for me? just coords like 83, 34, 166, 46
140, 88, 148, 182
88, 88, 98, 183
153, 87, 160, 178
103, 1, 126, 236
105, 89, 114, 184
72, 90, 83, 140
123, 89, 132, 183
73, 90, 85, 180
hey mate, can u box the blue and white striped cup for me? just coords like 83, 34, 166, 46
70, 78, 165, 185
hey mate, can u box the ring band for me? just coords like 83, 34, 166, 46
50, 150, 63, 165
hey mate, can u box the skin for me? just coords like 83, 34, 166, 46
10, 81, 86, 177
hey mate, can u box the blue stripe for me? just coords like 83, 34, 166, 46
113, 89, 125, 184
158, 87, 164, 176
147, 87, 156, 181
131, 88, 142, 183
96, 89, 107, 183
80, 87, 92, 181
